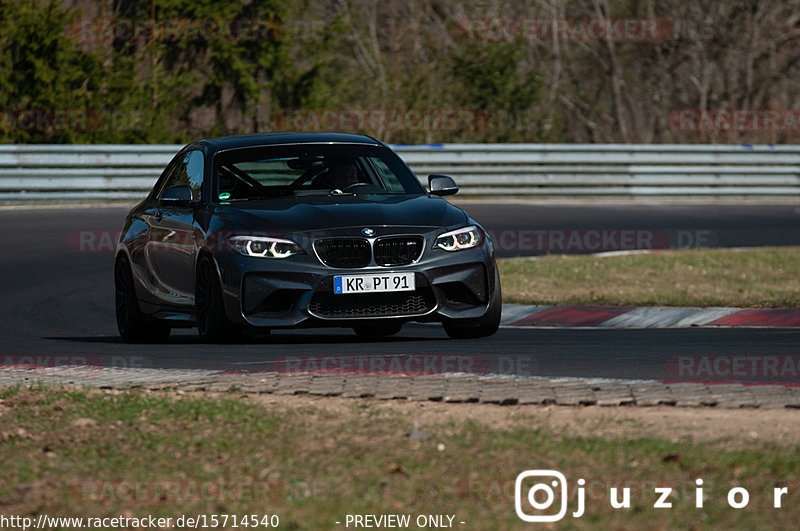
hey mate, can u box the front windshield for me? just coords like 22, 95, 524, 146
213, 143, 424, 201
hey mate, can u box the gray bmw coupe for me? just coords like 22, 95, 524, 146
114, 133, 501, 342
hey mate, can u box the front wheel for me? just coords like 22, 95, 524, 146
196, 255, 240, 343
115, 256, 170, 342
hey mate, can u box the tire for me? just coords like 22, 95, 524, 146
353, 322, 403, 337
196, 255, 240, 343
115, 256, 170, 342
442, 269, 502, 339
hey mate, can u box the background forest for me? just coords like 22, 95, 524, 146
1, 0, 799, 144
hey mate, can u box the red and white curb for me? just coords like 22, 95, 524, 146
501, 304, 800, 328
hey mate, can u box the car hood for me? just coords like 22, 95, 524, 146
213, 194, 469, 234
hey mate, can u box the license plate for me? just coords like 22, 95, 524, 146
334, 272, 415, 294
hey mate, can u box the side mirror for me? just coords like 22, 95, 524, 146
428, 175, 459, 196
161, 183, 194, 204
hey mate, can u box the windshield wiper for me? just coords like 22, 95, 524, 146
225, 190, 358, 201
222, 195, 277, 202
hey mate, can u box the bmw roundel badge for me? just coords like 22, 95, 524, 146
362, 228, 375, 236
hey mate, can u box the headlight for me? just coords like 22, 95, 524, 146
229, 236, 304, 258
435, 226, 483, 251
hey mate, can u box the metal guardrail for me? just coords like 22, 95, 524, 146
1, 143, 799, 202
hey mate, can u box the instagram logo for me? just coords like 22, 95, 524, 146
515, 470, 583, 522
513, 471, 789, 520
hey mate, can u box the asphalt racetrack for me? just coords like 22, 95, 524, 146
1, 203, 799, 386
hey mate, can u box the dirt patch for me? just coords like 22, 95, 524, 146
5, 386, 799, 449
250, 393, 800, 450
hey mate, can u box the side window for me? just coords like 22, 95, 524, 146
151, 158, 180, 199
184, 150, 204, 201
156, 150, 204, 201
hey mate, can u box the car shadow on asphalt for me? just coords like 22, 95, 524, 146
42, 328, 451, 345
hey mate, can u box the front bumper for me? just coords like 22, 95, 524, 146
213, 230, 498, 329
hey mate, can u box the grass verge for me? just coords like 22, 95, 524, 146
1, 386, 798, 529
498, 246, 800, 307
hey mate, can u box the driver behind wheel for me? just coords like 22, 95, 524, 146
328, 161, 359, 190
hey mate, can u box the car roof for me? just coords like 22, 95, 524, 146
190, 132, 385, 154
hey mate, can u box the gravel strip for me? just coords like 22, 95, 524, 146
2, 367, 799, 409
